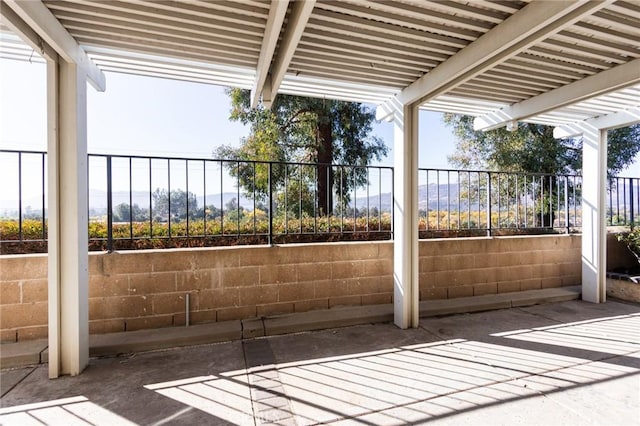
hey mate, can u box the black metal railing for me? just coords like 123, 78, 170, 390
2, 149, 639, 254
418, 169, 584, 236
85, 153, 393, 250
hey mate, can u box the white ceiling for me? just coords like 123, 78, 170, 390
2, 0, 639, 127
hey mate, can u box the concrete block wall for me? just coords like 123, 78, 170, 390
1, 235, 583, 342
419, 235, 581, 300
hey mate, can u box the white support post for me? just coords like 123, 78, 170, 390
581, 125, 607, 303
47, 58, 89, 377
393, 104, 419, 329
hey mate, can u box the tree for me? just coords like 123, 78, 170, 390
152, 189, 198, 222
215, 89, 388, 216
113, 203, 149, 222
444, 115, 640, 227
444, 114, 640, 176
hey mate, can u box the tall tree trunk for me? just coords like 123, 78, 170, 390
317, 114, 333, 216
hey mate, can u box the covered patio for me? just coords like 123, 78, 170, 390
1, 0, 639, 379
2, 299, 639, 425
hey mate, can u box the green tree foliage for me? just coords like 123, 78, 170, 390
444, 114, 640, 176
444, 115, 640, 227
113, 203, 149, 222
215, 89, 388, 215
152, 188, 198, 222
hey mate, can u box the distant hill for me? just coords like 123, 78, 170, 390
1, 183, 465, 218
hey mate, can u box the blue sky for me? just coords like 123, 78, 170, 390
0, 57, 458, 168
1, 55, 639, 206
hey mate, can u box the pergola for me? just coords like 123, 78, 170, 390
1, 0, 638, 378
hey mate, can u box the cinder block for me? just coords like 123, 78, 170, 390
541, 264, 561, 278
448, 286, 474, 299
129, 272, 176, 295
149, 251, 193, 273
279, 282, 315, 302
0, 255, 47, 281
362, 259, 392, 277
497, 281, 521, 294
420, 287, 447, 301
543, 249, 571, 265
430, 255, 452, 272
257, 303, 294, 317
331, 243, 378, 261
329, 295, 361, 308
240, 285, 279, 306
472, 253, 495, 269
21, 279, 47, 303
103, 251, 153, 275
362, 293, 392, 305
17, 325, 47, 341
314, 280, 343, 298
89, 274, 130, 298
88, 253, 104, 275
190, 309, 217, 324
0, 302, 47, 329
331, 261, 364, 279
220, 266, 259, 287
237, 247, 274, 266
474, 283, 497, 296
520, 278, 542, 291
560, 262, 581, 277
217, 306, 256, 321
377, 242, 393, 259
89, 319, 125, 335
562, 276, 580, 286
495, 253, 522, 267
449, 254, 475, 270
352, 276, 388, 295
153, 293, 189, 315
0, 329, 17, 343
284, 244, 332, 264
198, 288, 240, 310
298, 263, 331, 282
519, 251, 544, 266
496, 266, 532, 283
126, 315, 173, 331
1, 281, 21, 304
177, 270, 218, 291
294, 299, 329, 313
90, 296, 153, 320
541, 277, 562, 288
260, 264, 298, 285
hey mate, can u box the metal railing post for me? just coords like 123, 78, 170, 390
487, 172, 492, 236
564, 177, 570, 234
106, 155, 113, 252
268, 162, 273, 245
630, 177, 635, 229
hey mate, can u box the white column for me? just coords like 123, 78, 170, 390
47, 58, 89, 377
581, 125, 607, 303
393, 103, 419, 328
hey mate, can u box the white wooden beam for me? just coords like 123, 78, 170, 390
393, 103, 419, 329
581, 125, 608, 303
0, 1, 58, 60
376, 0, 611, 120
476, 58, 640, 131
264, 0, 315, 108
4, 0, 105, 91
554, 106, 640, 139
251, 0, 289, 108
47, 57, 90, 377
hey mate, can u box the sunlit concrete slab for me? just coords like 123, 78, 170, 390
1, 300, 638, 425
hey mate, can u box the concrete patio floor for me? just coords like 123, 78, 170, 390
1, 299, 639, 425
